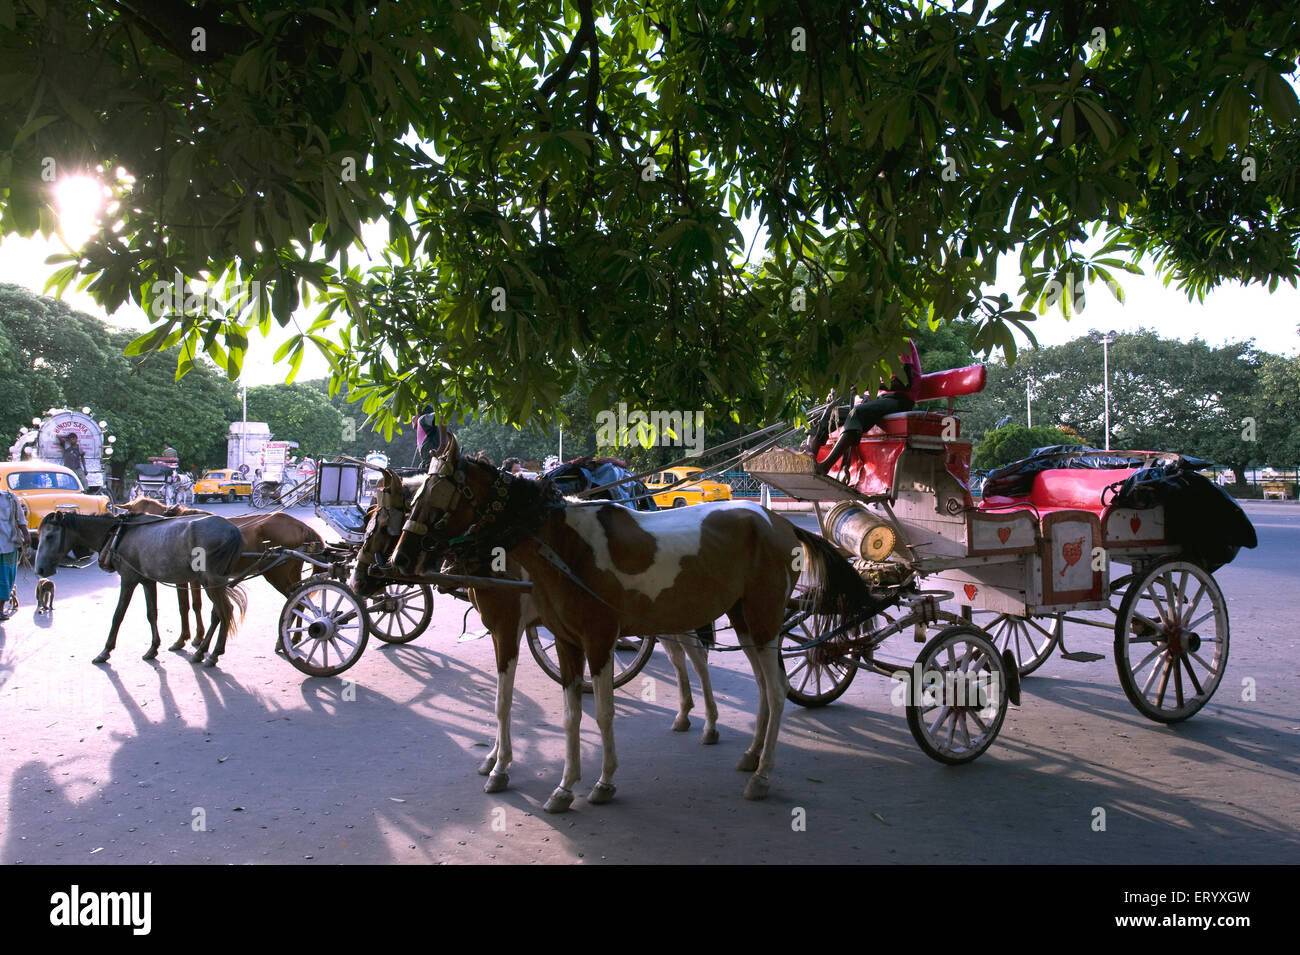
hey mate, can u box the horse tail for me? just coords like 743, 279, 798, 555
790, 524, 884, 622
208, 584, 248, 637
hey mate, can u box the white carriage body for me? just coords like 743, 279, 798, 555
11, 409, 110, 491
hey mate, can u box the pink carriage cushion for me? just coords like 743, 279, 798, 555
875, 411, 956, 438
914, 364, 987, 403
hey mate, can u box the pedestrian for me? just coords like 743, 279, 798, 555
0, 489, 29, 621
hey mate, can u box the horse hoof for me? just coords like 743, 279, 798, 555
543, 788, 574, 814
142, 649, 158, 661
203, 657, 219, 669
168, 640, 187, 652
587, 782, 617, 805
735, 752, 759, 772
743, 775, 771, 801
91, 653, 109, 665
671, 716, 691, 732
483, 772, 509, 794
191, 652, 205, 664
477, 757, 495, 776
701, 728, 720, 746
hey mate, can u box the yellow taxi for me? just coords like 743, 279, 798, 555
0, 460, 110, 543
194, 468, 253, 503
645, 466, 733, 508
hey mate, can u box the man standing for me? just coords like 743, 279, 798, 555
0, 489, 29, 621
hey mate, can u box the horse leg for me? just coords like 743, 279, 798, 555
683, 634, 720, 745
730, 608, 768, 774
662, 635, 695, 732
141, 581, 162, 660
170, 584, 190, 652
586, 654, 618, 805
94, 579, 137, 664
739, 632, 786, 801
544, 635, 586, 814
192, 589, 219, 664
190, 583, 205, 647
481, 654, 518, 793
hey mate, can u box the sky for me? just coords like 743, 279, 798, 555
1, 206, 1297, 389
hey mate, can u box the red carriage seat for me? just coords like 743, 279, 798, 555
980, 468, 1134, 516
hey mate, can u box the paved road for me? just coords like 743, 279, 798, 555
1, 500, 1296, 864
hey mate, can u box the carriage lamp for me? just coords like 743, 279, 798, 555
104, 447, 113, 456
82, 407, 91, 414
99, 420, 107, 429
32, 417, 41, 426
107, 435, 116, 443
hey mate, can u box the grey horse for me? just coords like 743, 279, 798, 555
35, 511, 248, 667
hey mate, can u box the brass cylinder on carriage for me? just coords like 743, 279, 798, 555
824, 501, 897, 562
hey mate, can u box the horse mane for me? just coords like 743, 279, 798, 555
452, 458, 568, 568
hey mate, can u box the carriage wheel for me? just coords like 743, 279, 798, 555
367, 583, 433, 644
250, 484, 268, 509
278, 577, 371, 677
526, 624, 656, 693
779, 604, 862, 707
977, 612, 1060, 677
1114, 558, 1228, 723
905, 625, 1010, 765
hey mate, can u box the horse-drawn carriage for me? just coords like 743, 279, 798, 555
747, 362, 1251, 736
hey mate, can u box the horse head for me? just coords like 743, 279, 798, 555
391, 435, 565, 578
34, 511, 107, 577
350, 466, 422, 597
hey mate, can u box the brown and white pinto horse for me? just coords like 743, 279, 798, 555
390, 436, 877, 811
349, 467, 719, 797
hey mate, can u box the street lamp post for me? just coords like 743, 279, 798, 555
1099, 331, 1118, 451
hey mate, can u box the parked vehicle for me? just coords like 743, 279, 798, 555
0, 460, 109, 545
195, 467, 253, 503
644, 466, 733, 508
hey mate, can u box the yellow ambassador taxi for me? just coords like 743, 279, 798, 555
0, 460, 109, 544
645, 466, 733, 508
194, 468, 253, 503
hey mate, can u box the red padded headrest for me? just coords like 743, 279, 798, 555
915, 364, 987, 402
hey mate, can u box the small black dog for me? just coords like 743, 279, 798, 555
35, 577, 54, 614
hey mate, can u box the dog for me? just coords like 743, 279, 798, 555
35, 577, 54, 614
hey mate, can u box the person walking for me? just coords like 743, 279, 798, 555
0, 489, 29, 621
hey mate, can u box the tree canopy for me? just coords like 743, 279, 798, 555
3, 1, 1299, 432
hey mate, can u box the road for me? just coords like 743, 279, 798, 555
1, 499, 1297, 864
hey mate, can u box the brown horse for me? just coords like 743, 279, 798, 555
390, 436, 879, 810
122, 499, 324, 647
350, 467, 719, 796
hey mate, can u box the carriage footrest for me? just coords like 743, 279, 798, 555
1060, 650, 1105, 663
745, 448, 877, 503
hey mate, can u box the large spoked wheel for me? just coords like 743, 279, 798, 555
279, 576, 371, 677
905, 625, 1011, 765
1114, 558, 1228, 723
526, 623, 656, 693
979, 612, 1060, 677
779, 602, 863, 707
367, 583, 433, 644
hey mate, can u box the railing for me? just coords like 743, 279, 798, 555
719, 470, 790, 498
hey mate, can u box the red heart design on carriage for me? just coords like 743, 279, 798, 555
963, 584, 977, 600
997, 527, 1011, 544
1130, 515, 1142, 534
1060, 538, 1084, 576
